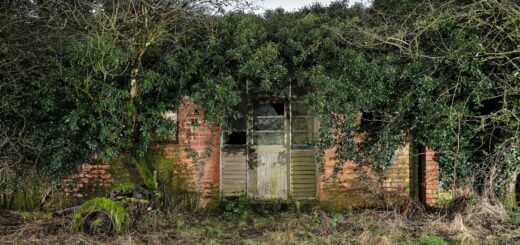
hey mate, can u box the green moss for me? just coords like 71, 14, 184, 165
111, 183, 142, 192
108, 153, 159, 192
71, 197, 130, 234
501, 194, 516, 210
1, 185, 43, 211
108, 155, 143, 188
118, 197, 150, 205
145, 146, 200, 211
104, 146, 200, 211
11, 211, 52, 220
145, 147, 180, 181
418, 236, 449, 245
133, 156, 155, 191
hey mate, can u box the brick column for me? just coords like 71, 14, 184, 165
177, 97, 221, 205
424, 147, 440, 206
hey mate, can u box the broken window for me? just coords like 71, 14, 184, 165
360, 111, 384, 130
253, 102, 285, 145
225, 131, 247, 145
224, 102, 247, 145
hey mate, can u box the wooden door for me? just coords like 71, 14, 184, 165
248, 101, 289, 199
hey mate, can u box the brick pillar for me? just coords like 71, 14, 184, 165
177, 97, 221, 205
424, 147, 440, 206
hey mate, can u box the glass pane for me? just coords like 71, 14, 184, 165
292, 132, 313, 145
292, 117, 313, 131
292, 103, 310, 116
254, 132, 284, 145
254, 103, 284, 116
254, 118, 284, 131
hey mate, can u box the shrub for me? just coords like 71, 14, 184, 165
220, 194, 251, 221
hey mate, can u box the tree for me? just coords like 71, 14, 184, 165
310, 0, 520, 195
0, 0, 255, 182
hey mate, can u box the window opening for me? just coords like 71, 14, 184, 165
291, 101, 314, 149
153, 110, 178, 143
224, 102, 247, 145
253, 102, 285, 145
360, 111, 384, 130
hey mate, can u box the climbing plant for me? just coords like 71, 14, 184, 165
1, 0, 519, 201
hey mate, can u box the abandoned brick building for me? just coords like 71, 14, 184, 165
64, 94, 440, 207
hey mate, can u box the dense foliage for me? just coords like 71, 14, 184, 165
1, 0, 519, 200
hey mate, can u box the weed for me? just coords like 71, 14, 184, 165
400, 236, 449, 245
136, 209, 174, 232
220, 194, 251, 221
416, 236, 449, 245
511, 213, 520, 226
204, 224, 225, 237
252, 199, 291, 215
319, 182, 380, 213
242, 239, 257, 245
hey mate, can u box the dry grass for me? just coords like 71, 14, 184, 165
2, 198, 520, 244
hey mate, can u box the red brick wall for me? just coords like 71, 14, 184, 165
63, 163, 112, 199
176, 97, 221, 203
319, 143, 440, 206
320, 145, 412, 196
64, 97, 221, 205
320, 148, 369, 191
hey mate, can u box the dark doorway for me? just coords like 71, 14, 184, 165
417, 146, 427, 204
516, 174, 520, 207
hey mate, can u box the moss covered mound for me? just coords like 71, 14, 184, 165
71, 197, 130, 234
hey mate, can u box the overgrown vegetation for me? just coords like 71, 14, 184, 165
1, 0, 520, 242
2, 0, 518, 203
3, 199, 520, 244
